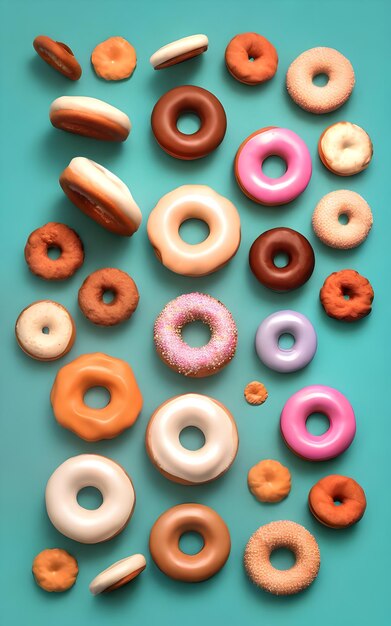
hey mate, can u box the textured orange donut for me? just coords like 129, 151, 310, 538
248, 460, 291, 503
24, 222, 84, 280
78, 268, 139, 326
91, 37, 137, 80
244, 381, 268, 405
32, 549, 78, 592
225, 33, 278, 85
309, 475, 366, 529
33, 36, 82, 80
320, 269, 374, 322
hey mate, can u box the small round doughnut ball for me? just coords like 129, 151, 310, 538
309, 474, 366, 529
225, 33, 278, 85
318, 122, 373, 176
25, 222, 84, 280
248, 460, 291, 503
244, 381, 268, 405
78, 268, 139, 326
320, 269, 374, 322
32, 548, 78, 592
91, 37, 137, 80
312, 190, 373, 249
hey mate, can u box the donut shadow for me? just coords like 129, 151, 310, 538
28, 56, 75, 93
146, 53, 208, 98
219, 58, 278, 98
240, 561, 319, 605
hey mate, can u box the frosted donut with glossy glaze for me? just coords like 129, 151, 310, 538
318, 122, 373, 176
89, 554, 146, 594
150, 34, 208, 69
312, 190, 373, 249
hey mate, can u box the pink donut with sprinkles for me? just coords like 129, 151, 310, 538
154, 293, 237, 377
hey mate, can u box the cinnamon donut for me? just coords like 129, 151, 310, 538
309, 475, 366, 529
24, 222, 84, 280
320, 269, 374, 322
78, 268, 139, 326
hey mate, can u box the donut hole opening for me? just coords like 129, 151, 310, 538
181, 320, 211, 347
270, 547, 296, 571
248, 56, 255, 62
273, 252, 290, 268
262, 155, 287, 179
102, 289, 116, 304
179, 531, 205, 555
312, 73, 329, 87
338, 213, 349, 225
84, 386, 111, 409
179, 218, 210, 245
42, 326, 50, 335
47, 245, 62, 260
306, 412, 330, 436
278, 333, 295, 350
77, 487, 103, 510
177, 112, 201, 135
179, 426, 206, 451
342, 286, 352, 300
333, 499, 343, 506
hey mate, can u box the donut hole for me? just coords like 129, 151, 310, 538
102, 289, 116, 304
333, 499, 343, 506
270, 547, 296, 571
306, 412, 330, 436
181, 320, 211, 347
84, 386, 111, 409
338, 213, 349, 225
77, 486, 103, 510
273, 251, 290, 268
176, 112, 201, 135
42, 326, 50, 335
179, 218, 210, 244
179, 531, 205, 555
47, 245, 62, 260
312, 72, 329, 87
278, 333, 295, 350
179, 426, 206, 451
262, 155, 287, 179
342, 286, 353, 300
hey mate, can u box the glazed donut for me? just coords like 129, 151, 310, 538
147, 185, 241, 276
89, 554, 146, 594
145, 393, 239, 485
154, 292, 237, 377
150, 34, 208, 69
33, 35, 82, 80
244, 521, 320, 595
50, 352, 142, 441
280, 385, 356, 461
235, 127, 312, 205
312, 190, 373, 249
78, 268, 139, 326
309, 475, 366, 529
25, 222, 84, 280
15, 300, 75, 361
149, 504, 231, 582
286, 47, 355, 114
59, 157, 142, 236
151, 86, 226, 160
249, 228, 315, 292
91, 37, 137, 80
247, 460, 291, 503
255, 310, 317, 373
32, 549, 78, 592
320, 269, 374, 322
50, 96, 131, 141
225, 32, 278, 85
318, 122, 373, 176
45, 454, 135, 544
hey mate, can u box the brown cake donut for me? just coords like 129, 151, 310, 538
78, 268, 139, 326
320, 269, 374, 321
24, 222, 84, 280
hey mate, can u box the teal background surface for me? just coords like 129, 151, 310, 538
0, 0, 389, 624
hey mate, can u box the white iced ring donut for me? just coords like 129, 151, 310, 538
150, 34, 208, 70
145, 393, 239, 484
89, 554, 146, 595
45, 455, 135, 544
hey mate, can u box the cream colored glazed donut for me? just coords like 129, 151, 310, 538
147, 185, 241, 276
318, 122, 373, 176
15, 300, 75, 361
145, 394, 239, 485
312, 190, 373, 249
45, 455, 135, 544
150, 35, 208, 69
89, 554, 146, 595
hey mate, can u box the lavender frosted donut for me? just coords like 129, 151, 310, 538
255, 310, 317, 373
154, 293, 237, 377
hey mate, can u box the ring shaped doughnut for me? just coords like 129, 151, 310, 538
320, 269, 374, 322
45, 454, 135, 544
32, 549, 78, 592
151, 86, 227, 160
280, 385, 356, 461
89, 554, 146, 594
308, 475, 366, 529
91, 37, 137, 80
25, 222, 84, 280
33, 36, 82, 80
50, 353, 143, 442
78, 268, 139, 326
147, 185, 241, 276
244, 521, 320, 595
150, 34, 208, 70
235, 127, 312, 205
312, 190, 373, 249
149, 504, 231, 582
286, 47, 355, 114
145, 393, 239, 485
225, 32, 278, 85
318, 122, 373, 176
255, 310, 317, 373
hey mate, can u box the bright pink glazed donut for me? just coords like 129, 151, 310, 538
235, 127, 312, 205
280, 385, 356, 461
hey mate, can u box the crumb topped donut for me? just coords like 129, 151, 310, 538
91, 37, 137, 80
32, 548, 78, 592
33, 35, 82, 80
225, 33, 278, 85
150, 34, 208, 69
312, 190, 373, 249
318, 122, 373, 175
25, 222, 84, 280
320, 269, 374, 321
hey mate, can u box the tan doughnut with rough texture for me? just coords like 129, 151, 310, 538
312, 190, 373, 249
318, 122, 373, 176
248, 460, 291, 503
91, 37, 137, 80
244, 381, 268, 405
32, 548, 78, 592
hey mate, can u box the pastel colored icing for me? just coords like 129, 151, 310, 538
50, 96, 131, 131
16, 300, 74, 360
319, 122, 373, 175
150, 35, 208, 67
89, 554, 146, 595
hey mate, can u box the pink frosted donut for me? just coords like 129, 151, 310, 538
286, 47, 355, 114
312, 190, 373, 249
154, 293, 237, 377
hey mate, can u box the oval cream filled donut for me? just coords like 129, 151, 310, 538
59, 157, 141, 236
45, 454, 135, 544
312, 190, 373, 249
318, 122, 373, 176
150, 34, 208, 69
147, 185, 241, 276
89, 554, 146, 595
146, 393, 239, 485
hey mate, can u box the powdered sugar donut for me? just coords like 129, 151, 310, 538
150, 34, 208, 69
313, 190, 373, 249
89, 554, 146, 594
318, 122, 373, 176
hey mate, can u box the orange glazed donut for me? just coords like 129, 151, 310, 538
91, 37, 137, 80
225, 33, 278, 85
32, 548, 78, 592
25, 222, 84, 280
247, 460, 291, 503
78, 268, 139, 326
309, 475, 366, 529
320, 269, 374, 322
33, 35, 82, 80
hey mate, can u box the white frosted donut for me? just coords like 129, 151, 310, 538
50, 96, 131, 131
312, 190, 373, 249
146, 393, 239, 484
15, 300, 75, 361
89, 554, 146, 595
45, 455, 135, 544
319, 122, 373, 176
150, 34, 208, 69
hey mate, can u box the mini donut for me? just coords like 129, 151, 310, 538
244, 381, 268, 405
320, 269, 374, 322
32, 548, 78, 592
15, 300, 75, 361
154, 292, 237, 377
312, 190, 373, 249
78, 268, 139, 326
150, 34, 208, 69
25, 222, 84, 280
50, 352, 142, 441
248, 460, 291, 503
89, 554, 146, 594
286, 47, 355, 114
33, 35, 82, 80
50, 96, 131, 142
91, 37, 137, 80
59, 157, 142, 236
244, 521, 320, 595
318, 122, 373, 176
309, 475, 366, 529
225, 32, 278, 85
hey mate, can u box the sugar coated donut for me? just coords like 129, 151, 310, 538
320, 269, 374, 322
32, 549, 78, 592
280, 385, 356, 461
318, 122, 373, 176
286, 47, 355, 114
147, 185, 241, 276
150, 34, 208, 69
60, 157, 141, 236
149, 504, 230, 582
78, 268, 139, 326
154, 293, 237, 377
248, 460, 291, 503
309, 475, 366, 529
225, 32, 278, 85
91, 37, 137, 80
16, 300, 75, 361
313, 190, 373, 249
51, 352, 142, 441
235, 127, 312, 205
151, 86, 226, 160
255, 310, 317, 373
244, 521, 320, 595
89, 554, 146, 594
244, 381, 268, 405
50, 96, 131, 141
25, 222, 84, 280
146, 393, 239, 485
33, 35, 82, 80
